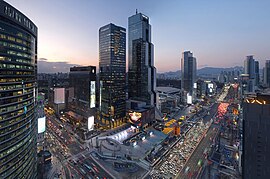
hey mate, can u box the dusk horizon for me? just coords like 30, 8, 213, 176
1, 1, 270, 179
7, 0, 270, 73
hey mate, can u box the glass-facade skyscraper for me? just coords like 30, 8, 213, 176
128, 12, 156, 106
244, 55, 258, 92
99, 23, 126, 129
181, 51, 197, 103
0, 1, 38, 178
264, 60, 270, 87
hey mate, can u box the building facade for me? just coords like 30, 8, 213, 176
264, 60, 270, 87
242, 94, 270, 179
69, 66, 96, 109
99, 23, 126, 128
244, 55, 256, 92
181, 51, 197, 103
128, 12, 156, 106
37, 93, 46, 152
255, 60, 260, 86
0, 1, 38, 178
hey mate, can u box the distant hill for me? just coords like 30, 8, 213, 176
197, 66, 243, 75
157, 66, 244, 79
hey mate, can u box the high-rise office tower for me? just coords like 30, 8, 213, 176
242, 94, 270, 179
181, 51, 197, 103
0, 1, 38, 178
128, 11, 156, 106
255, 61, 260, 86
264, 60, 270, 87
244, 55, 255, 78
69, 66, 96, 109
244, 55, 256, 92
99, 23, 126, 129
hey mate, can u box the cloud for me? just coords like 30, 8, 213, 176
39, 58, 48, 61
37, 58, 81, 73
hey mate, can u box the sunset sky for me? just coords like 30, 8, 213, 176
7, 0, 270, 73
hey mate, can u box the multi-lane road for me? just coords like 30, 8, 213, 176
45, 112, 112, 179
176, 124, 219, 179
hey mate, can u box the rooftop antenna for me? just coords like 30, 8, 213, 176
136, 9, 138, 14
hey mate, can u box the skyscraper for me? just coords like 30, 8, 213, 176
128, 11, 156, 106
242, 94, 270, 179
264, 60, 270, 87
244, 55, 256, 92
255, 60, 260, 86
99, 23, 126, 129
0, 1, 38, 178
244, 55, 255, 79
181, 51, 197, 103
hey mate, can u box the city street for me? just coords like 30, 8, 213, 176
176, 124, 218, 178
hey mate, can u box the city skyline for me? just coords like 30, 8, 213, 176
7, 0, 270, 73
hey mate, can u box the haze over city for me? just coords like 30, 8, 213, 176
7, 0, 270, 73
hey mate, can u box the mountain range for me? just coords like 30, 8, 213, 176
157, 66, 244, 79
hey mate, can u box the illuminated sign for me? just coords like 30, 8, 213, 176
129, 112, 142, 123
88, 116, 94, 131
90, 81, 96, 108
193, 83, 197, 89
99, 81, 102, 110
38, 117, 46, 133
187, 94, 192, 104
208, 83, 214, 89
3, 4, 37, 35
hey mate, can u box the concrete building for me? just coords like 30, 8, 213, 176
68, 66, 97, 122
156, 87, 181, 113
69, 66, 96, 109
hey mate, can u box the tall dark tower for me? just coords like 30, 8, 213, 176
0, 1, 38, 178
243, 94, 270, 179
128, 12, 156, 106
181, 51, 197, 104
99, 23, 126, 129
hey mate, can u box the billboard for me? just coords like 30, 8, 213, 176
88, 116, 94, 131
129, 111, 142, 125
187, 94, 192, 104
90, 81, 96, 108
208, 83, 214, 89
38, 117, 46, 133
54, 88, 65, 104
99, 81, 102, 110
